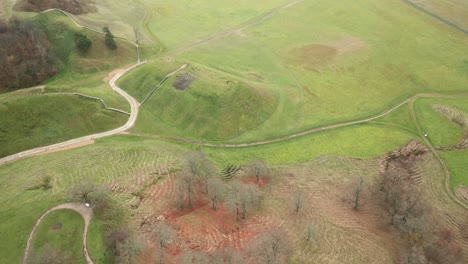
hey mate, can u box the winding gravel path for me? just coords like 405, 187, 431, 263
23, 203, 93, 264
0, 62, 146, 166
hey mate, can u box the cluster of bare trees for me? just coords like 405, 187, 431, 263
248, 230, 291, 264
175, 151, 262, 221
0, 18, 58, 90
376, 171, 464, 263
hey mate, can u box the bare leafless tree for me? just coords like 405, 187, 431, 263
249, 229, 290, 264
180, 170, 197, 208
291, 191, 305, 213
304, 222, 319, 243
133, 26, 143, 45
208, 177, 224, 210
71, 181, 99, 203
248, 159, 268, 183
199, 158, 217, 194
153, 222, 175, 264
228, 182, 259, 220
133, 26, 143, 62
352, 176, 365, 210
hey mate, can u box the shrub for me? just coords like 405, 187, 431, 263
103, 26, 117, 50
74, 32, 92, 53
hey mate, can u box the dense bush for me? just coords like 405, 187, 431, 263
103, 26, 117, 50
74, 32, 92, 53
0, 18, 58, 91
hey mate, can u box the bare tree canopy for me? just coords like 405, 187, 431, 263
352, 176, 365, 210
153, 222, 175, 264
304, 222, 319, 243
208, 177, 225, 210
249, 229, 291, 264
227, 182, 259, 220
291, 191, 305, 214
248, 159, 269, 183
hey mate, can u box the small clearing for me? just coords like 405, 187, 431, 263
288, 36, 364, 69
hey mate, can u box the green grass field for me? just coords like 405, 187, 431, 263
0, 95, 127, 157
408, 0, 468, 29
116, 0, 468, 144
441, 150, 468, 188
414, 97, 468, 147
30, 209, 86, 264
1, 0, 468, 262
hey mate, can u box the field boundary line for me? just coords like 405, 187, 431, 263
74, 93, 130, 115
401, 0, 467, 34
23, 203, 94, 264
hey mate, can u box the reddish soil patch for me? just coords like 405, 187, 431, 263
141, 194, 277, 263
15, 0, 96, 15
241, 176, 271, 187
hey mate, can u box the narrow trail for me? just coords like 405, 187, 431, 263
401, 0, 467, 34
23, 203, 93, 264
408, 98, 468, 210
140, 63, 188, 105
163, 0, 303, 56
129, 93, 468, 148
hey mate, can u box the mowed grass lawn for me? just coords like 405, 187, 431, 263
414, 97, 468, 147
440, 150, 468, 189
29, 209, 86, 264
0, 95, 127, 157
118, 0, 468, 143
407, 0, 468, 29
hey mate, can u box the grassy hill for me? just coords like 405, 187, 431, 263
0, 0, 467, 263
0, 95, 127, 157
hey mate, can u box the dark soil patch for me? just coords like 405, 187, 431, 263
288, 44, 338, 68
15, 0, 96, 15
381, 140, 428, 181
51, 222, 62, 230
172, 73, 195, 90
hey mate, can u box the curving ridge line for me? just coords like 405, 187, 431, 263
0, 62, 146, 166
131, 93, 468, 148
23, 203, 93, 264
